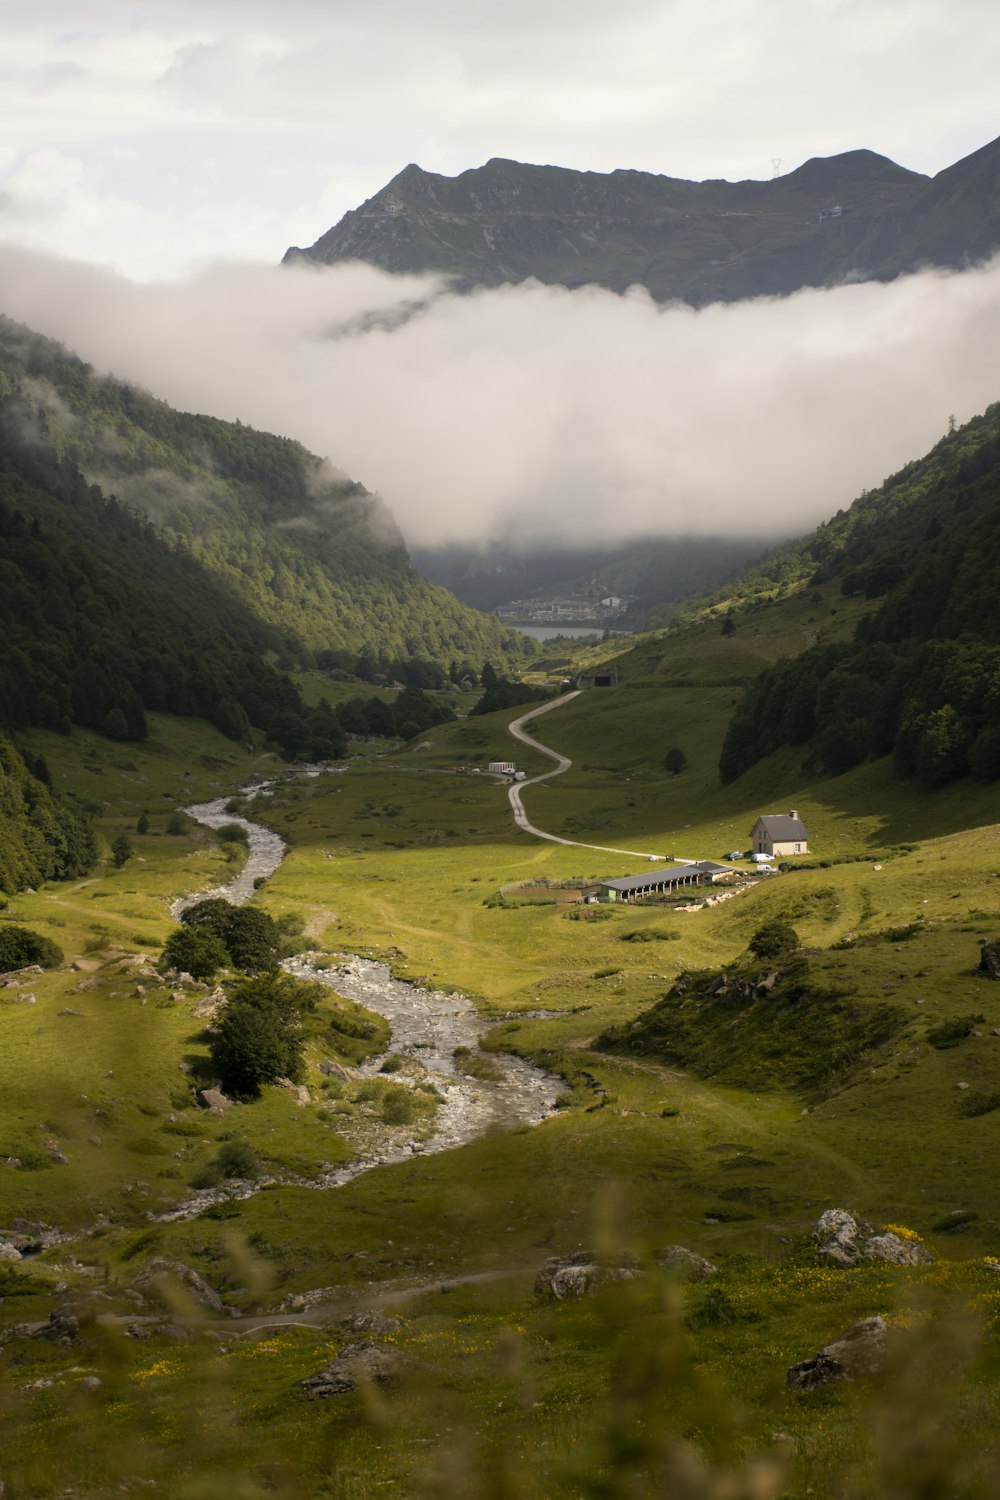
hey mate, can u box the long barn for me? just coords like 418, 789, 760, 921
599, 861, 732, 903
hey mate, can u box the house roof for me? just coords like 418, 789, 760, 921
754, 814, 808, 840
600, 861, 731, 894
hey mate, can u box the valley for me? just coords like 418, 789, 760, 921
4, 567, 1000, 1494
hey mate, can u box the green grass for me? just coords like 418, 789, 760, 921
5, 624, 1000, 1495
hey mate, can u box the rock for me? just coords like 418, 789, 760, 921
15, 993, 36, 1005
80, 1375, 102, 1391
39, 1308, 81, 1344
44, 1140, 69, 1165
813, 1209, 933, 1267
130, 1259, 225, 1314
197, 1088, 232, 1115
657, 1245, 718, 1281
534, 1252, 642, 1300
319, 1060, 352, 1080
337, 1311, 402, 1336
72, 978, 99, 993
979, 939, 1000, 979
787, 1315, 890, 1390
298, 1341, 403, 1397
0, 1242, 22, 1262
57, 1008, 84, 1018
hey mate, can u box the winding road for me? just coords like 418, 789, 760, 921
506, 690, 669, 861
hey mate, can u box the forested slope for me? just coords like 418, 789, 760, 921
0, 423, 344, 756
717, 402, 1000, 789
0, 735, 96, 894
0, 317, 528, 673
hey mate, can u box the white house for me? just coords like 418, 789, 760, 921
751, 810, 808, 857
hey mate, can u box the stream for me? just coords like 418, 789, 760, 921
160, 769, 561, 1220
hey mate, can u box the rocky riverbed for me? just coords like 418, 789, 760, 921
161, 769, 561, 1220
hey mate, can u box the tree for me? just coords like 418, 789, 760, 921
207, 971, 309, 1096
159, 926, 229, 981
208, 1001, 302, 1097
111, 834, 132, 868
720, 613, 736, 636
663, 747, 687, 775
136, 810, 149, 834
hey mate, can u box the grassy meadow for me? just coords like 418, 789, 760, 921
3, 623, 1000, 1496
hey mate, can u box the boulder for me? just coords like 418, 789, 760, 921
787, 1316, 889, 1390
813, 1209, 933, 1267
0, 1242, 22, 1263
197, 1087, 232, 1116
657, 1245, 718, 1281
299, 1341, 402, 1397
319, 1059, 352, 1080
534, 1252, 641, 1300
979, 939, 1000, 979
130, 1259, 225, 1315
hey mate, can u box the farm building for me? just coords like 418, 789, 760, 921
751, 811, 808, 857
599, 861, 732, 903
488, 760, 516, 775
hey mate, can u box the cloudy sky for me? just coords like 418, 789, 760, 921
1, 2, 999, 551
2, 0, 998, 279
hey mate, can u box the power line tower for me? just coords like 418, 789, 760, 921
770, 157, 783, 178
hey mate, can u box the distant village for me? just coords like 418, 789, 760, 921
493, 594, 630, 626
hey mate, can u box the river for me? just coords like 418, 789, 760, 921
162, 769, 561, 1219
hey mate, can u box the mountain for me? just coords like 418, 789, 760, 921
0, 317, 529, 677
284, 137, 1000, 305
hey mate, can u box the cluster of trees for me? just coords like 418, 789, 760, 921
164, 898, 282, 976
0, 735, 96, 894
720, 403, 1000, 791
470, 664, 553, 717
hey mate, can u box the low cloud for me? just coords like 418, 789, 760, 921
1, 246, 999, 550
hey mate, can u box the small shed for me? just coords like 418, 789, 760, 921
488, 760, 516, 776
751, 810, 808, 858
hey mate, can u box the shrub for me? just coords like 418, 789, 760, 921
927, 1015, 984, 1049
0, 925, 64, 973
747, 920, 800, 961
216, 1136, 261, 1179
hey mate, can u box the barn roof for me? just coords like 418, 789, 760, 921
601, 860, 731, 894
755, 813, 808, 840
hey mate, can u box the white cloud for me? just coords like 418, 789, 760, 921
0, 1, 998, 277
1, 247, 999, 551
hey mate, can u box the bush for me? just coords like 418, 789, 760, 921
747, 920, 800, 962
159, 926, 230, 981
928, 1015, 984, 1049
0, 925, 64, 973
216, 1136, 261, 1178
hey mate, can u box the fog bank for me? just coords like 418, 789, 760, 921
2, 247, 999, 547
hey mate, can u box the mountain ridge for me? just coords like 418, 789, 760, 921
284, 137, 999, 304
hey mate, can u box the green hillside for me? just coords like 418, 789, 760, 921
0, 316, 529, 674
714, 402, 1000, 788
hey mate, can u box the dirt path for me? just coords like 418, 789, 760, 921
506, 693, 673, 861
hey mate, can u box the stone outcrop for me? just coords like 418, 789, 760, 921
813, 1209, 933, 1266
657, 1245, 718, 1281
534, 1251, 642, 1300
787, 1315, 889, 1390
299, 1341, 402, 1397
130, 1259, 225, 1314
